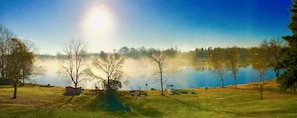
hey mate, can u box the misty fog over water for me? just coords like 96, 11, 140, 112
33, 58, 278, 90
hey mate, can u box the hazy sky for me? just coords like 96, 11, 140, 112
0, 0, 292, 54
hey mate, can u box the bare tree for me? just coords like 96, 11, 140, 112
252, 66, 269, 100
209, 48, 226, 87
225, 47, 239, 88
88, 53, 129, 111
0, 24, 14, 77
251, 47, 270, 100
90, 53, 124, 97
260, 37, 286, 80
151, 50, 167, 95
60, 39, 88, 89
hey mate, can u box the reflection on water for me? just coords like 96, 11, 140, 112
122, 66, 277, 90
34, 59, 277, 90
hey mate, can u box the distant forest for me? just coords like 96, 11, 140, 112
37, 41, 283, 69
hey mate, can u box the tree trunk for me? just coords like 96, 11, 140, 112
106, 76, 115, 98
13, 82, 17, 99
74, 83, 78, 95
293, 83, 296, 93
294, 83, 297, 93
107, 76, 111, 91
234, 75, 237, 89
159, 68, 164, 95
275, 70, 280, 80
22, 77, 25, 86
161, 75, 164, 95
260, 84, 263, 100
221, 78, 224, 88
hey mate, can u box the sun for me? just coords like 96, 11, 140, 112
81, 4, 114, 53
90, 10, 107, 31
82, 5, 112, 35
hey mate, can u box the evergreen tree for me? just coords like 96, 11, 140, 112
279, 0, 297, 91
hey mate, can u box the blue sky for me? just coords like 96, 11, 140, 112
0, 0, 292, 54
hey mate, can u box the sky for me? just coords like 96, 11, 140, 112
0, 0, 292, 54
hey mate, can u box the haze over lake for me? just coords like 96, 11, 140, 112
33, 58, 278, 90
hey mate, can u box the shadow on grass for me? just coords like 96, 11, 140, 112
129, 102, 164, 117
166, 96, 296, 117
89, 90, 131, 112
88, 90, 163, 117
52, 95, 75, 110
165, 96, 202, 110
0, 85, 13, 88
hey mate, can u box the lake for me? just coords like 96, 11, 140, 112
33, 59, 278, 90
121, 66, 278, 90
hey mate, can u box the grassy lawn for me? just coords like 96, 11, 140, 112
1, 80, 297, 118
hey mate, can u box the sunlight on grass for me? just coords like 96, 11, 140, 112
1, 82, 297, 117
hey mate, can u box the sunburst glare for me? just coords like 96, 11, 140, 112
82, 5, 112, 36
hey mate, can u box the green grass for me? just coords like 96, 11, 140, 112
0, 81, 297, 118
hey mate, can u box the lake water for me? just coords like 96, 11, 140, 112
121, 66, 277, 90
33, 59, 278, 90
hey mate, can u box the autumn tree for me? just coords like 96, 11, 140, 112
20, 40, 44, 85
225, 47, 240, 88
0, 25, 36, 99
279, 0, 297, 92
209, 47, 226, 87
6, 38, 34, 99
60, 39, 88, 90
151, 50, 167, 95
